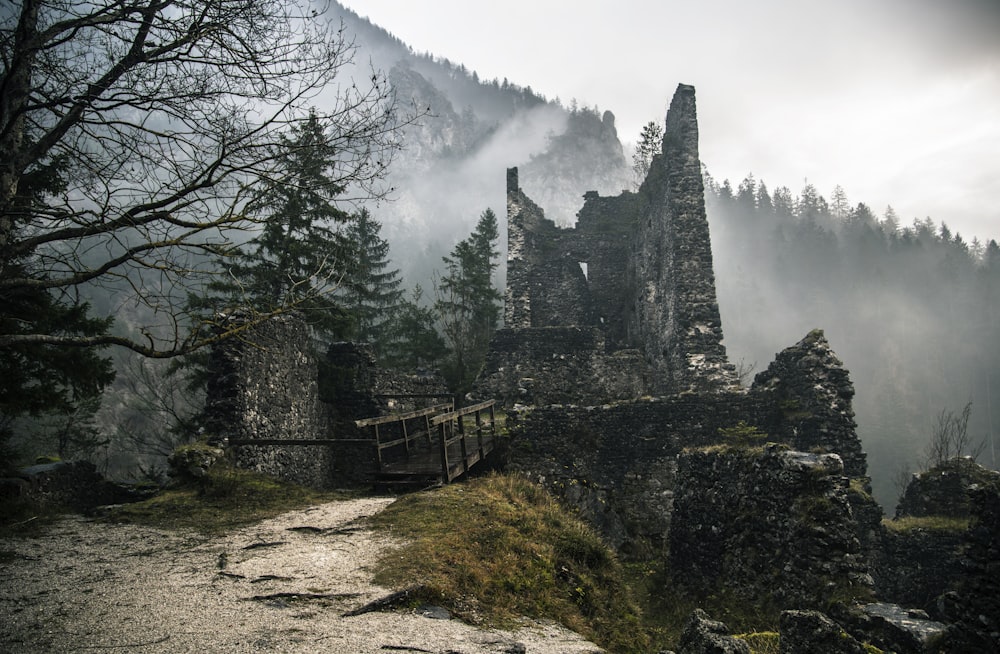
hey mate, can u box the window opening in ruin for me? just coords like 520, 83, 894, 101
579, 261, 589, 280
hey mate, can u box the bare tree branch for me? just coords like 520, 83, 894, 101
1, 0, 423, 358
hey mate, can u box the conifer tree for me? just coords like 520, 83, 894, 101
200, 109, 353, 341
382, 285, 447, 371
1, 154, 115, 464
632, 121, 663, 187
339, 208, 404, 352
435, 209, 502, 392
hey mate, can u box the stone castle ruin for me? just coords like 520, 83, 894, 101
479, 84, 737, 404
198, 83, 1000, 651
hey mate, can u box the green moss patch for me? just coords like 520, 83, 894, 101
369, 473, 648, 653
882, 515, 970, 534
105, 463, 351, 535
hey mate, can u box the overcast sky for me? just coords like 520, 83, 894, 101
340, 0, 999, 243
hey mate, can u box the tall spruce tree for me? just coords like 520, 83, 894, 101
339, 208, 403, 353
200, 109, 353, 341
381, 285, 447, 371
435, 208, 501, 392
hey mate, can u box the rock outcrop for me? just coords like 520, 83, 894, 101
669, 445, 873, 609
676, 609, 750, 654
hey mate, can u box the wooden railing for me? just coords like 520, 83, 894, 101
430, 400, 497, 482
355, 398, 498, 483
355, 401, 454, 472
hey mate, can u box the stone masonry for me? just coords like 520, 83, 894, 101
479, 84, 739, 405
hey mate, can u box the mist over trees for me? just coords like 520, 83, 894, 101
706, 173, 1000, 505
3, 0, 995, 511
0, 0, 412, 467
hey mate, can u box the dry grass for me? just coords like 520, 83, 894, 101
369, 473, 648, 653
882, 515, 971, 534
104, 463, 353, 534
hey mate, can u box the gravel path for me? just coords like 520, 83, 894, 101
0, 498, 602, 653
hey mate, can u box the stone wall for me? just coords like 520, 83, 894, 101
940, 478, 1000, 651
875, 458, 1000, 619
628, 84, 736, 394
752, 329, 867, 477
489, 84, 738, 404
203, 314, 453, 489
3, 461, 126, 510
506, 392, 770, 555
503, 329, 875, 557
203, 314, 336, 488
473, 327, 647, 407
894, 456, 997, 519
670, 446, 873, 610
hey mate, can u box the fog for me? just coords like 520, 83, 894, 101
328, 3, 999, 509
706, 180, 999, 506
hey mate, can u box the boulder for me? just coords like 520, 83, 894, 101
779, 610, 867, 654
677, 609, 750, 654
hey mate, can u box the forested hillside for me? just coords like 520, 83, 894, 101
706, 176, 999, 504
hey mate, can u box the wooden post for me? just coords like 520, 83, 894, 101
438, 420, 451, 482
475, 409, 485, 461
458, 412, 469, 476
374, 424, 383, 473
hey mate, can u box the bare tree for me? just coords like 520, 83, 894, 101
923, 401, 986, 468
0, 0, 417, 358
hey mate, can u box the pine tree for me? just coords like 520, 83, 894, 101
632, 121, 664, 187
339, 208, 404, 353
202, 109, 353, 340
382, 286, 447, 371
435, 209, 502, 392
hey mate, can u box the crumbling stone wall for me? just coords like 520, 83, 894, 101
940, 477, 1000, 651
504, 329, 875, 557
203, 315, 452, 489
489, 84, 738, 404
628, 84, 736, 393
474, 327, 648, 408
752, 329, 867, 477
506, 392, 770, 555
894, 456, 996, 519
669, 445, 873, 610
3, 461, 125, 510
875, 458, 1000, 618
204, 314, 337, 488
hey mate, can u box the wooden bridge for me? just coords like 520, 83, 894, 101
355, 398, 499, 489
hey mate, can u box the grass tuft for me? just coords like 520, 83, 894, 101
882, 515, 970, 534
369, 473, 648, 653
104, 462, 352, 535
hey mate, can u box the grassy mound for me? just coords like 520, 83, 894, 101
369, 473, 648, 653
106, 463, 350, 534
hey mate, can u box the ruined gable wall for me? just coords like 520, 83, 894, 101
573, 192, 641, 349
751, 329, 867, 478
203, 314, 337, 488
504, 168, 627, 330
628, 84, 736, 393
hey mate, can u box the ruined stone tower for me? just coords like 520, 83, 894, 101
629, 84, 734, 392
479, 83, 738, 404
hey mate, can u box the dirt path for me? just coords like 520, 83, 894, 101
0, 498, 602, 653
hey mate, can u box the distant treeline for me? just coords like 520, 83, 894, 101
705, 174, 999, 507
